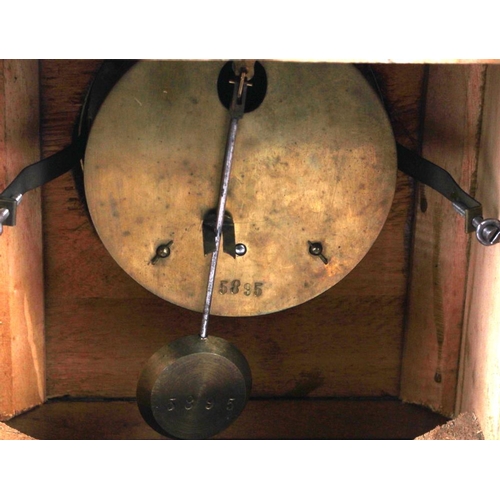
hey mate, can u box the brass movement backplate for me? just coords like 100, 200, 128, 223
83, 61, 397, 316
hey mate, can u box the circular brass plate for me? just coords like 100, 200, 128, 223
137, 335, 252, 439
84, 61, 396, 316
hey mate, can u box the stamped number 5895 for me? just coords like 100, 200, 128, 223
219, 280, 263, 296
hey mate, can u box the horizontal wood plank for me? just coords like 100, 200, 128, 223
46, 293, 406, 398
8, 399, 447, 440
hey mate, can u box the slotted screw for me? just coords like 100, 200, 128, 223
473, 217, 500, 246
308, 241, 328, 265
151, 241, 173, 265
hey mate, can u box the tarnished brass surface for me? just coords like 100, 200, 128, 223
136, 335, 252, 439
84, 60, 397, 316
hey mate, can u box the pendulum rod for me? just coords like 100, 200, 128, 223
200, 66, 251, 339
199, 118, 238, 339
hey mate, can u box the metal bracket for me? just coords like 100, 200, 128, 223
0, 195, 21, 234
202, 209, 236, 257
397, 144, 500, 246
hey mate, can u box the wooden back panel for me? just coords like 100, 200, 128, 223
41, 60, 425, 398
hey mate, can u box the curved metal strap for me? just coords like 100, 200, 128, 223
0, 138, 85, 199
0, 59, 138, 227
397, 143, 482, 233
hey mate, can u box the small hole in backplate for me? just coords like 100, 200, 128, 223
217, 61, 267, 113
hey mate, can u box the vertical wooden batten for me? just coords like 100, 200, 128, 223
458, 65, 500, 440
400, 65, 486, 416
0, 60, 45, 419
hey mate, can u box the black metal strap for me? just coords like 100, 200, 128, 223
1, 138, 85, 199
0, 60, 137, 226
397, 143, 482, 233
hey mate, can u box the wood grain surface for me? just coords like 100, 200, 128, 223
0, 422, 34, 440
400, 65, 486, 416
41, 61, 424, 399
0, 60, 45, 419
8, 398, 447, 440
458, 65, 500, 439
